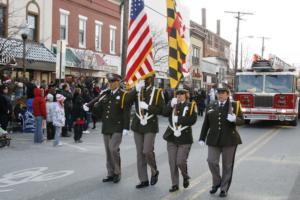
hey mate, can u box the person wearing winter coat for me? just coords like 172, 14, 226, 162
60, 83, 73, 136
72, 88, 85, 143
0, 85, 11, 131
46, 94, 55, 140
32, 88, 47, 143
52, 94, 66, 146
82, 87, 92, 134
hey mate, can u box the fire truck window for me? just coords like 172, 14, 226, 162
237, 75, 263, 93
265, 75, 293, 93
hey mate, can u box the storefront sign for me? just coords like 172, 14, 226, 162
0, 54, 16, 66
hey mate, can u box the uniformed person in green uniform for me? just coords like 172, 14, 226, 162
162, 83, 198, 192
126, 74, 164, 189
198, 83, 243, 197
90, 73, 130, 183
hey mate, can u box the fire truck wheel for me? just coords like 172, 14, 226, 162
244, 119, 251, 125
290, 117, 298, 126
0, 140, 5, 148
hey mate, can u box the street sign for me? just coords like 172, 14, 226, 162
55, 40, 66, 79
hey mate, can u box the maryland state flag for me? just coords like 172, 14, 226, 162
166, 0, 189, 89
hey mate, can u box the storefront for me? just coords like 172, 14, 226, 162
0, 38, 56, 83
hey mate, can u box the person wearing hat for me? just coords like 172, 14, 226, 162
198, 83, 243, 197
52, 94, 66, 146
88, 73, 130, 183
125, 74, 164, 189
162, 83, 198, 192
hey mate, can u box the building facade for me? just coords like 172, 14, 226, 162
0, 0, 56, 83
190, 20, 206, 89
52, 0, 121, 82
195, 8, 231, 89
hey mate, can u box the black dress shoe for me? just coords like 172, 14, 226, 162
150, 171, 159, 185
169, 185, 179, 192
209, 184, 221, 194
136, 181, 149, 189
219, 190, 227, 197
113, 174, 121, 183
183, 178, 190, 188
102, 176, 114, 182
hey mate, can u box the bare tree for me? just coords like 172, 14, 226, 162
229, 46, 252, 71
150, 24, 168, 68
241, 46, 252, 69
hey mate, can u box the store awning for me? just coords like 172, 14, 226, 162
0, 37, 56, 64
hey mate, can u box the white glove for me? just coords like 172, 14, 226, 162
174, 129, 181, 137
83, 103, 89, 112
139, 101, 149, 110
171, 98, 177, 108
198, 140, 205, 146
122, 129, 130, 136
173, 116, 178, 123
135, 80, 145, 92
227, 113, 236, 122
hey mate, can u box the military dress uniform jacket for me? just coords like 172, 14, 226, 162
95, 88, 130, 135
199, 100, 243, 147
163, 101, 197, 145
127, 86, 164, 134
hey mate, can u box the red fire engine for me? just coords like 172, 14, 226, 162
234, 54, 300, 126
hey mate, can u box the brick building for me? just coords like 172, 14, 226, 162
52, 0, 121, 81
190, 8, 231, 89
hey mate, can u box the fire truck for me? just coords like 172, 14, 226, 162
234, 55, 300, 126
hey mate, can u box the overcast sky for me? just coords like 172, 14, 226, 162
180, 0, 300, 66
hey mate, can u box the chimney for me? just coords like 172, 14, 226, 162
217, 20, 220, 35
202, 8, 206, 28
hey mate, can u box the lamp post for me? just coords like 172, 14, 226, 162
21, 23, 29, 80
239, 35, 254, 70
257, 36, 270, 58
21, 32, 27, 79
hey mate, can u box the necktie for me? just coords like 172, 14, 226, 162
220, 103, 224, 108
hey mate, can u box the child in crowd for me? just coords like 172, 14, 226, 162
46, 94, 55, 140
52, 94, 66, 146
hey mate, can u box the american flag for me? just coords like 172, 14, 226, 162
125, 0, 154, 85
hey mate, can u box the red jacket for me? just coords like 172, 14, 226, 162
32, 88, 47, 118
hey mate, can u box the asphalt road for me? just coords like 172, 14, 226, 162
1, 116, 300, 200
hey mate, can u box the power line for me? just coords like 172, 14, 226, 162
145, 5, 167, 18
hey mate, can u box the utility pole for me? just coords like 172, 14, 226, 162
121, 0, 129, 78
225, 11, 253, 87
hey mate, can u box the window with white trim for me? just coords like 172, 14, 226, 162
59, 9, 69, 42
78, 15, 87, 48
27, 14, 37, 41
95, 21, 103, 51
109, 25, 116, 54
